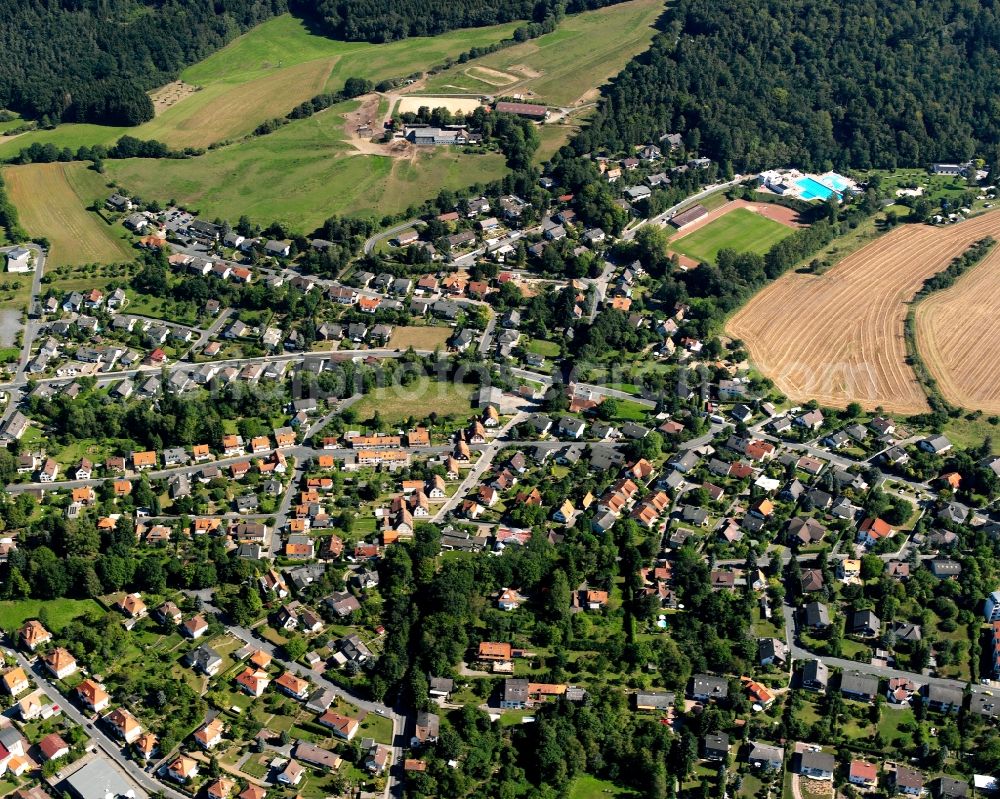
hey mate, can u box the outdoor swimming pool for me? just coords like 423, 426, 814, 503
795, 176, 838, 201
821, 172, 851, 191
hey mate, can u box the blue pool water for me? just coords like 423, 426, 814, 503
823, 173, 850, 191
796, 176, 837, 201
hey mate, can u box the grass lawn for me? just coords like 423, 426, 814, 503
50, 438, 112, 469
5, 162, 133, 266
839, 639, 872, 660
0, 598, 103, 632
941, 413, 1000, 454
671, 208, 794, 264
739, 773, 764, 799
534, 122, 578, 163
352, 377, 474, 425
387, 325, 451, 350
613, 399, 649, 422
526, 338, 561, 357
125, 290, 201, 326
0, 15, 522, 158
105, 101, 507, 230
878, 707, 916, 749
421, 0, 663, 107
359, 711, 393, 744
568, 775, 641, 799
752, 605, 784, 640
0, 275, 33, 314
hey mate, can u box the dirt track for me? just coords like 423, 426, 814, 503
726, 210, 1000, 413
666, 199, 802, 269
672, 199, 804, 241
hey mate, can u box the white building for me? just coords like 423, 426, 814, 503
6, 247, 32, 273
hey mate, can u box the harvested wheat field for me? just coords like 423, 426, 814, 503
914, 244, 1000, 412
726, 210, 1000, 413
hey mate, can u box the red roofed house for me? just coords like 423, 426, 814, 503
38, 733, 69, 762
19, 620, 51, 651
107, 707, 142, 743
857, 517, 894, 547
318, 712, 360, 740
849, 760, 878, 788
182, 615, 209, 639
43, 647, 78, 680
235, 668, 270, 697
194, 717, 224, 749
477, 641, 512, 662
76, 679, 110, 712
276, 672, 310, 700
148, 348, 167, 365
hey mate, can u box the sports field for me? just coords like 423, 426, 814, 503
0, 15, 521, 158
914, 244, 1000, 412
670, 207, 794, 263
727, 210, 1000, 413
104, 101, 507, 229
419, 0, 663, 106
5, 162, 133, 266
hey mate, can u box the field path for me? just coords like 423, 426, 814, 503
727, 211, 1000, 413
914, 244, 1000, 412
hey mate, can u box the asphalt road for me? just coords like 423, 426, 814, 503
363, 220, 421, 255
0, 243, 45, 429
9, 647, 188, 799
196, 599, 407, 799
431, 413, 526, 522
780, 602, 972, 693
621, 175, 749, 241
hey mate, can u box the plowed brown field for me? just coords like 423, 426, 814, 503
914, 244, 1000, 412
726, 211, 1000, 413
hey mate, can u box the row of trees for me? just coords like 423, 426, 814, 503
0, 172, 26, 241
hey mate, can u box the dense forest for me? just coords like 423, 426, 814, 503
291, 0, 627, 42
0, 0, 286, 125
575, 0, 1000, 170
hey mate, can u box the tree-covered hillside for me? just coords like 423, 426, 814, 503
0, 0, 286, 126
575, 0, 1000, 170
290, 0, 626, 42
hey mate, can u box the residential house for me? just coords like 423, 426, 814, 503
690, 674, 729, 702
76, 679, 110, 712
849, 760, 879, 789
703, 733, 730, 761
194, 717, 225, 749
894, 767, 925, 796
852, 609, 881, 636
19, 620, 51, 651
107, 707, 143, 743
840, 672, 879, 702
43, 647, 78, 680
801, 660, 829, 691
799, 751, 836, 780
748, 742, 785, 770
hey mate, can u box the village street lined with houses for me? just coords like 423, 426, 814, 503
0, 80, 999, 799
